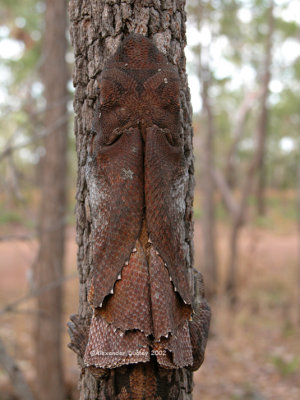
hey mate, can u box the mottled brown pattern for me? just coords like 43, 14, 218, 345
145, 126, 191, 305
129, 365, 157, 400
69, 0, 203, 395
84, 310, 150, 369
153, 321, 193, 368
72, 34, 210, 383
87, 126, 144, 308
113, 361, 181, 400
148, 246, 191, 339
99, 240, 152, 335
188, 270, 211, 371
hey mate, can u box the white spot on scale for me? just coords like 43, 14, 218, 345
121, 168, 134, 180
164, 78, 168, 84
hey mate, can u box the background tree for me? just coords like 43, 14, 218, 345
255, 1, 274, 216
35, 0, 68, 399
187, 0, 298, 302
190, 0, 218, 299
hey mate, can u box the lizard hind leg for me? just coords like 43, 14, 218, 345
148, 246, 194, 368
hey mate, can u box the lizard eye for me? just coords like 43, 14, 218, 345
104, 129, 122, 146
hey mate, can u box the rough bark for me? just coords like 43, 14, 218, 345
69, 0, 196, 398
0, 336, 36, 400
35, 0, 68, 399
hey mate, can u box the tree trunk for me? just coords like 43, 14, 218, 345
69, 0, 195, 398
225, 217, 242, 304
297, 163, 300, 323
192, 0, 218, 299
200, 63, 218, 298
35, 0, 68, 399
223, 3, 274, 302
256, 2, 274, 216
256, 168, 267, 215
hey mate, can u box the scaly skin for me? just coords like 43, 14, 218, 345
68, 35, 211, 397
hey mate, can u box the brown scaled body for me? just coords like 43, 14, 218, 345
75, 35, 210, 373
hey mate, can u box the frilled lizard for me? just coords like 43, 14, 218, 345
68, 34, 211, 399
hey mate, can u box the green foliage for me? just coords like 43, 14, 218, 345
0, 209, 23, 225
187, 0, 300, 191
0, 0, 75, 215
276, 18, 298, 38
0, 0, 43, 85
271, 355, 299, 377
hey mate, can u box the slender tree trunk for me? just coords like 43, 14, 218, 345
256, 2, 274, 216
224, 115, 270, 302
35, 0, 68, 399
225, 217, 242, 304
223, 3, 274, 303
200, 63, 218, 298
297, 163, 300, 323
256, 168, 267, 215
69, 0, 195, 398
192, 0, 218, 299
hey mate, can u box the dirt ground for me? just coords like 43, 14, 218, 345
0, 221, 299, 400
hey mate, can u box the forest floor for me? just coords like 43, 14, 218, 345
0, 218, 299, 400
193, 222, 300, 400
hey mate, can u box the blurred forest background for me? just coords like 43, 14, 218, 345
0, 0, 299, 399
